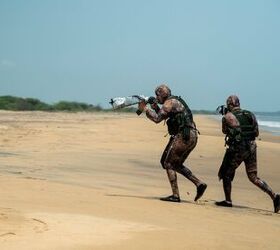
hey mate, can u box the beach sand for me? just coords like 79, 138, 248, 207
0, 111, 279, 250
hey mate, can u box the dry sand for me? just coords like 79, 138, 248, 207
0, 111, 279, 250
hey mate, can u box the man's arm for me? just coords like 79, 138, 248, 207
138, 101, 169, 123
252, 113, 259, 137
145, 108, 168, 123
150, 103, 160, 113
222, 112, 239, 134
222, 116, 228, 134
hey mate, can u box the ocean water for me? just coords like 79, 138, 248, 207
256, 114, 280, 135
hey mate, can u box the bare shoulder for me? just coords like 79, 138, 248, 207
224, 112, 239, 126
162, 99, 173, 113
162, 98, 184, 113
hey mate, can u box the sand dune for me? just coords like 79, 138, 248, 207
0, 111, 279, 249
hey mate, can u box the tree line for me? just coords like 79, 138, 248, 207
0, 96, 102, 112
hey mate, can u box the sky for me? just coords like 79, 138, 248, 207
0, 0, 279, 111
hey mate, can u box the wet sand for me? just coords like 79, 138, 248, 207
0, 111, 279, 250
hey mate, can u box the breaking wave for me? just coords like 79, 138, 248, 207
258, 120, 280, 128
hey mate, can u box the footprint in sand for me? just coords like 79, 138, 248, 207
0, 232, 16, 238
8, 171, 23, 175
31, 218, 49, 233
0, 213, 8, 219
23, 176, 46, 181
29, 168, 42, 173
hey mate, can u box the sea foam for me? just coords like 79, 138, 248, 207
258, 120, 280, 128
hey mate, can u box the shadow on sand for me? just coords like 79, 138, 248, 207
207, 199, 278, 216
106, 194, 279, 216
106, 193, 199, 205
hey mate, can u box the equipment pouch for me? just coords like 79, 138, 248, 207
167, 118, 178, 135
181, 126, 190, 141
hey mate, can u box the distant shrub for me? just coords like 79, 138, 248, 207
0, 96, 51, 111
0, 96, 97, 112
52, 101, 102, 111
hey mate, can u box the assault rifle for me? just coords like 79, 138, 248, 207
110, 95, 157, 115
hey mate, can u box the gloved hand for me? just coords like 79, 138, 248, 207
147, 96, 156, 104
151, 102, 159, 111
147, 96, 159, 111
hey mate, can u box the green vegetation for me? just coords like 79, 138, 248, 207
52, 101, 102, 112
0, 96, 102, 112
0, 96, 51, 111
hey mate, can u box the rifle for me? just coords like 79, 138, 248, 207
216, 105, 228, 115
110, 95, 156, 115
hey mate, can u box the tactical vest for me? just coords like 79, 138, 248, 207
226, 109, 257, 144
166, 96, 194, 140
